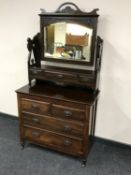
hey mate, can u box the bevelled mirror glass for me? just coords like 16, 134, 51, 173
44, 22, 93, 62
40, 2, 99, 66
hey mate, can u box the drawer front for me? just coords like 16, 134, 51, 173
22, 113, 84, 137
21, 98, 50, 115
29, 67, 95, 89
23, 126, 83, 155
44, 71, 77, 84
52, 104, 85, 121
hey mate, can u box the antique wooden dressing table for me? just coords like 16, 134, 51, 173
16, 2, 103, 166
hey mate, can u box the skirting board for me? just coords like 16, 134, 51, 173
90, 136, 131, 151
0, 112, 18, 120
0, 112, 131, 150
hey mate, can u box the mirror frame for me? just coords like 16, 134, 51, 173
39, 2, 99, 66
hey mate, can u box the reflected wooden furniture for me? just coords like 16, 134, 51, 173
66, 33, 89, 46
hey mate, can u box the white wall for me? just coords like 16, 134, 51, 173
0, 0, 131, 145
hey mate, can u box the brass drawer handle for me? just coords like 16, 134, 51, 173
64, 110, 72, 117
31, 103, 38, 109
79, 75, 93, 82
64, 125, 71, 132
64, 139, 72, 146
57, 74, 64, 78
32, 131, 40, 138
32, 117, 40, 123
31, 70, 42, 74
32, 70, 38, 74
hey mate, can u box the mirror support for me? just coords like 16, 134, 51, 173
27, 2, 103, 91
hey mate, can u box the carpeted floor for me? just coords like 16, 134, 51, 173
0, 114, 131, 175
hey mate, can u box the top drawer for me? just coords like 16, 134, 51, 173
30, 69, 77, 84
21, 98, 50, 115
29, 68, 95, 89
51, 104, 86, 121
45, 71, 77, 84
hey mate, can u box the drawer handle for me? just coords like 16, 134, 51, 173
64, 110, 72, 117
57, 74, 64, 78
32, 70, 38, 74
32, 70, 42, 74
64, 139, 72, 146
79, 76, 92, 82
64, 125, 71, 132
32, 117, 40, 123
31, 103, 38, 109
32, 131, 40, 138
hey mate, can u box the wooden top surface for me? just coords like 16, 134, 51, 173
16, 82, 99, 105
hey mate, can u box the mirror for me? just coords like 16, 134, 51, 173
44, 22, 93, 62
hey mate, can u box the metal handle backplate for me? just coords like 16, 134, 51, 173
32, 117, 40, 123
64, 110, 72, 117
64, 139, 72, 146
31, 103, 38, 110
64, 125, 71, 132
32, 131, 40, 138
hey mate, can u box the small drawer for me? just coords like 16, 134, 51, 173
22, 113, 84, 137
44, 71, 77, 83
52, 104, 85, 121
23, 126, 83, 155
21, 98, 50, 115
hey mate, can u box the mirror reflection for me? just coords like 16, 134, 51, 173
44, 22, 93, 62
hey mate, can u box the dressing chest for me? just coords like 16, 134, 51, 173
16, 2, 103, 166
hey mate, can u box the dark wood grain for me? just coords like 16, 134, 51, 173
22, 112, 84, 137
29, 66, 96, 90
23, 126, 83, 156
16, 82, 98, 161
16, 82, 99, 105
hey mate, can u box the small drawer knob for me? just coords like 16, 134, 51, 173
64, 110, 72, 117
32, 131, 40, 138
64, 125, 71, 132
31, 103, 38, 109
31, 70, 42, 74
32, 117, 39, 123
32, 70, 38, 74
57, 74, 64, 78
79, 75, 92, 83
64, 139, 72, 146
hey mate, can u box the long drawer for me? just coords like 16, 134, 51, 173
23, 126, 83, 155
29, 68, 95, 89
22, 112, 84, 137
45, 70, 77, 84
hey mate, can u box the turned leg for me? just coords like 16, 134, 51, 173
20, 140, 25, 149
81, 158, 87, 167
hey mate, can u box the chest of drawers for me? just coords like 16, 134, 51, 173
16, 83, 98, 166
